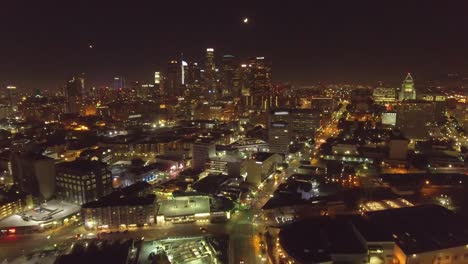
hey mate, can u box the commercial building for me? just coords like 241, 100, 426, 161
268, 121, 290, 154
388, 132, 409, 160
10, 152, 56, 200
0, 199, 80, 234
221, 54, 236, 96
56, 160, 112, 205
245, 152, 282, 185
290, 109, 321, 139
153, 237, 221, 264
269, 108, 321, 142
278, 205, 468, 264
64, 76, 85, 113
373, 86, 396, 103
420, 93, 447, 123
381, 112, 397, 126
399, 73, 416, 101
396, 100, 435, 140
192, 137, 216, 171
156, 195, 212, 224
6, 85, 18, 112
0, 189, 32, 220
82, 182, 157, 229
165, 59, 183, 98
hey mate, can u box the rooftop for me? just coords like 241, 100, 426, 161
56, 159, 107, 172
279, 216, 367, 263
363, 204, 468, 254
0, 200, 80, 228
158, 196, 210, 218
252, 152, 276, 162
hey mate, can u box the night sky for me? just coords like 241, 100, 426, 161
1, 1, 468, 91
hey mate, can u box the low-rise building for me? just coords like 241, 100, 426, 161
82, 182, 156, 229
0, 189, 32, 220
245, 152, 283, 185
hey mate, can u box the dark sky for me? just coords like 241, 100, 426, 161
1, 1, 468, 91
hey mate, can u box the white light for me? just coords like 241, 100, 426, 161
243, 17, 249, 23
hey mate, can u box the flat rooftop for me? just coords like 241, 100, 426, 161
279, 216, 367, 263
158, 196, 210, 218
157, 237, 217, 264
362, 204, 468, 254
0, 200, 80, 228
252, 152, 276, 162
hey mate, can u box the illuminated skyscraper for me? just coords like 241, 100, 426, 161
6, 85, 17, 112
186, 62, 202, 95
221, 55, 236, 96
399, 73, 416, 101
204, 48, 217, 93
64, 76, 84, 114
242, 57, 272, 110
154, 72, 161, 85
113, 77, 126, 91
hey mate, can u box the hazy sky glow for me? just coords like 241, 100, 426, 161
1, 1, 468, 90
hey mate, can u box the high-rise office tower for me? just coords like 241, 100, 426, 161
204, 48, 217, 93
154, 71, 161, 85
113, 77, 126, 91
373, 84, 396, 104
221, 55, 236, 96
242, 57, 272, 110
399, 73, 416, 101
165, 60, 183, 97
186, 62, 202, 95
6, 85, 17, 112
64, 76, 84, 114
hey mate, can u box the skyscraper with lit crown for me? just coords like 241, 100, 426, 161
399, 73, 416, 101
204, 48, 217, 94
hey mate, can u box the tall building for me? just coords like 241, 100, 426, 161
419, 93, 447, 123
6, 85, 17, 112
268, 121, 290, 154
64, 76, 84, 114
165, 60, 183, 97
192, 138, 216, 172
399, 73, 416, 101
242, 57, 272, 110
290, 109, 321, 139
186, 62, 202, 95
396, 100, 435, 140
154, 71, 164, 96
10, 152, 56, 200
113, 77, 126, 91
56, 160, 112, 205
221, 55, 236, 96
373, 86, 396, 103
154, 71, 161, 85
204, 48, 217, 93
269, 108, 320, 141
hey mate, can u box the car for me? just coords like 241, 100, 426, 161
200, 227, 207, 233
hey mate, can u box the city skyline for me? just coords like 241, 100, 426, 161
2, 1, 468, 91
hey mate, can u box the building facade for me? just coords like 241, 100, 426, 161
56, 160, 112, 205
